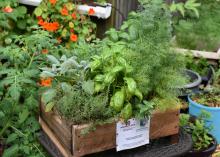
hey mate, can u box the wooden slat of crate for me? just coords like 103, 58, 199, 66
72, 123, 116, 157
39, 117, 72, 157
72, 109, 179, 157
40, 103, 179, 157
40, 104, 73, 152
150, 109, 179, 139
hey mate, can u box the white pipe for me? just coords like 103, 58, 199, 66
18, 0, 112, 19
19, 0, 42, 6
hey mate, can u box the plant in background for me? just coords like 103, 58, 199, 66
34, 0, 96, 48
0, 0, 34, 46
174, 0, 220, 51
180, 111, 214, 150
0, 29, 70, 156
169, 0, 200, 17
185, 54, 209, 76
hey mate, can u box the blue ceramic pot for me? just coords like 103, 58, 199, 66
188, 96, 220, 144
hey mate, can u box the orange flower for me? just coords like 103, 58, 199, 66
3, 6, 13, 13
42, 49, 48, 54
60, 7, 68, 16
40, 78, 52, 87
42, 22, 59, 32
38, 19, 45, 26
70, 33, 78, 42
71, 12, 77, 20
49, 0, 56, 5
88, 8, 95, 15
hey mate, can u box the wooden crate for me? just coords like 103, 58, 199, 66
40, 104, 180, 157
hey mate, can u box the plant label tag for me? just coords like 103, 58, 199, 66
116, 118, 150, 151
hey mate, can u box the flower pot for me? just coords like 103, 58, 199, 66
185, 134, 217, 157
178, 69, 202, 99
188, 96, 220, 144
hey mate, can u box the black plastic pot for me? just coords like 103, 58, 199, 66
185, 134, 217, 157
178, 69, 202, 100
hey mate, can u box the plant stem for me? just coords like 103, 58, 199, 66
0, 121, 10, 137
28, 52, 35, 68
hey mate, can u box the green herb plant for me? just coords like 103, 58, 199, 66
180, 111, 214, 150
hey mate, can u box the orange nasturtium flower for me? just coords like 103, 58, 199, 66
49, 0, 57, 5
42, 22, 59, 32
88, 8, 95, 15
71, 12, 77, 20
38, 19, 45, 26
70, 33, 78, 42
40, 78, 52, 87
3, 6, 13, 13
60, 7, 68, 16
42, 49, 48, 54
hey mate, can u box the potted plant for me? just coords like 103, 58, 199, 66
188, 68, 220, 144
39, 0, 186, 156
180, 112, 218, 157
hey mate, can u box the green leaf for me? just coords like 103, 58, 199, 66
82, 80, 94, 95
34, 7, 43, 16
45, 102, 55, 112
110, 89, 125, 112
94, 83, 104, 93
111, 65, 124, 74
128, 25, 137, 40
17, 20, 27, 30
8, 84, 21, 101
3, 145, 19, 157
104, 72, 115, 85
134, 89, 143, 100
47, 55, 60, 64
17, 6, 27, 15
121, 103, 132, 121
41, 89, 56, 104
124, 77, 137, 94
18, 109, 29, 124
6, 133, 18, 144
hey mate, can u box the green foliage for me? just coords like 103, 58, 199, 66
0, 29, 70, 156
90, 43, 144, 120
169, 0, 200, 17
0, 0, 35, 46
185, 54, 209, 76
174, 0, 220, 51
55, 84, 115, 124
106, 0, 186, 108
180, 111, 213, 150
